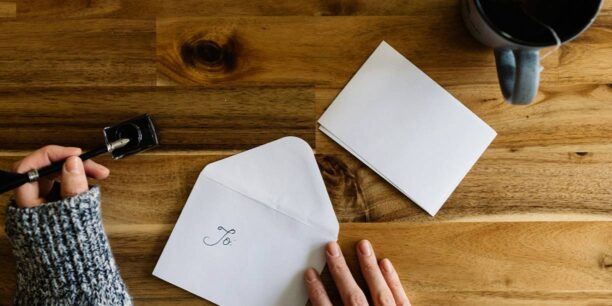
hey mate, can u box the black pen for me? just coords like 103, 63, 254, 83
0, 138, 130, 194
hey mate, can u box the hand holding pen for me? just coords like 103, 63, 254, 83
11, 145, 113, 208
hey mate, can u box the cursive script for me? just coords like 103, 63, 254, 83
203, 226, 236, 246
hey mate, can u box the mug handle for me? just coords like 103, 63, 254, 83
494, 48, 540, 105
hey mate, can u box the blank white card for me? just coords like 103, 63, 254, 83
319, 41, 496, 216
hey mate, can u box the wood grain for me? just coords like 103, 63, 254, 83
319, 149, 612, 223
0, 1, 15, 18
156, 16, 507, 87
316, 83, 612, 154
0, 84, 609, 153
0, 148, 610, 225
558, 26, 612, 85
0, 19, 155, 87
0, 86, 314, 150
156, 16, 611, 88
16, 0, 458, 18
14, 0, 612, 24
128, 292, 612, 306
2, 222, 611, 305
1, 0, 611, 305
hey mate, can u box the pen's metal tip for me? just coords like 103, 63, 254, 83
108, 138, 130, 152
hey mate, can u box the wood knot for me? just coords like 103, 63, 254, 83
180, 35, 239, 72
320, 0, 359, 16
568, 151, 593, 162
317, 155, 369, 222
195, 41, 224, 66
600, 254, 612, 269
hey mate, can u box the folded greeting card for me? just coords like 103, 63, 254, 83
153, 137, 339, 306
319, 41, 496, 216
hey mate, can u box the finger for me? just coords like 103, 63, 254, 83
326, 242, 368, 306
357, 240, 395, 306
14, 146, 82, 207
35, 170, 63, 199
61, 156, 89, 198
15, 182, 44, 208
13, 145, 81, 173
46, 160, 109, 180
380, 258, 411, 306
83, 160, 110, 180
304, 268, 333, 306
36, 159, 100, 200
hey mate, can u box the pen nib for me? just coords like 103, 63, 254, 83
108, 138, 130, 152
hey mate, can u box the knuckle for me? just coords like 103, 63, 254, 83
374, 291, 395, 306
347, 291, 368, 306
362, 262, 378, 274
309, 286, 327, 300
389, 279, 403, 291
40, 145, 55, 153
330, 262, 347, 275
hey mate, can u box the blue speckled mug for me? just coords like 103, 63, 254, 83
462, 0, 603, 105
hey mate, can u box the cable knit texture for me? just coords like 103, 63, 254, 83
5, 186, 132, 306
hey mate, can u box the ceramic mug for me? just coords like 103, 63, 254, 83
462, 0, 603, 105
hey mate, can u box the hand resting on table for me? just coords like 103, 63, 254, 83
305, 240, 411, 306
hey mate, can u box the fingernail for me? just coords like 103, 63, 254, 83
358, 240, 372, 256
326, 242, 340, 257
305, 268, 318, 283
65, 157, 82, 174
381, 258, 394, 274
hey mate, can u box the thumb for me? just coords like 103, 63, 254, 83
61, 156, 89, 198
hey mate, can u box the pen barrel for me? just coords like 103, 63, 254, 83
0, 144, 110, 194
0, 173, 29, 194
79, 145, 109, 161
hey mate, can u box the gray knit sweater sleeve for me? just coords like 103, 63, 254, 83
5, 186, 132, 306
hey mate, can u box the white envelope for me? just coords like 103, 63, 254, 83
319, 41, 497, 216
153, 137, 339, 306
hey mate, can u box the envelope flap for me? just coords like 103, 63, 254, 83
202, 137, 339, 238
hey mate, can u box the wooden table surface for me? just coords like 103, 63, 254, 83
1, 1, 611, 305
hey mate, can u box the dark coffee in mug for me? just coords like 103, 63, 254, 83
463, 0, 603, 105
479, 0, 602, 46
